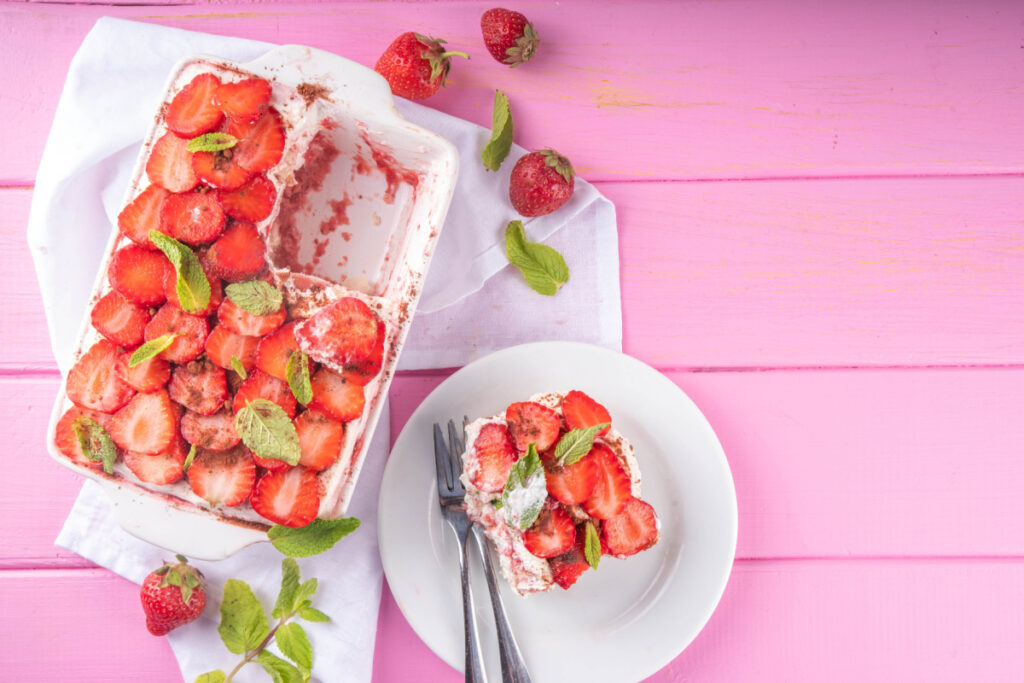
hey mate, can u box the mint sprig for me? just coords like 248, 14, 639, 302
235, 399, 301, 466
196, 559, 330, 683
150, 230, 211, 314
584, 520, 601, 569
481, 90, 513, 171
268, 518, 361, 557
504, 221, 569, 296
129, 333, 177, 367
231, 355, 249, 380
188, 132, 239, 153
225, 280, 283, 316
285, 351, 312, 406
183, 444, 197, 473
553, 423, 609, 467
502, 443, 547, 529
72, 415, 118, 474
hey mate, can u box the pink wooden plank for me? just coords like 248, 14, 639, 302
4, 0, 1024, 183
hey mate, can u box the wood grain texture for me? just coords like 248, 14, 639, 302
4, 0, 1024, 183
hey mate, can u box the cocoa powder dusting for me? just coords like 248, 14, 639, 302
298, 82, 332, 106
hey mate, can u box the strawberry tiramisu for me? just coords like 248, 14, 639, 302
461, 391, 661, 595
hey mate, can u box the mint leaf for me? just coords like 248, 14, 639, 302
504, 221, 569, 296
257, 650, 303, 683
273, 558, 301, 620
298, 606, 330, 623
150, 230, 211, 314
275, 622, 313, 681
187, 132, 239, 153
553, 423, 609, 467
268, 517, 361, 557
481, 90, 513, 171
129, 334, 176, 367
231, 355, 248, 380
194, 672, 226, 683
225, 280, 283, 316
502, 443, 546, 529
295, 578, 318, 606
235, 399, 301, 466
183, 444, 197, 473
72, 416, 118, 474
584, 520, 601, 569
218, 579, 269, 655
285, 351, 312, 406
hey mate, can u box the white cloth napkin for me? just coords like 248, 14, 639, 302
32, 17, 621, 683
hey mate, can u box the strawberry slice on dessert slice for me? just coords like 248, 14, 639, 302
561, 390, 612, 437
217, 296, 286, 337
118, 185, 170, 248
180, 409, 240, 451
345, 320, 386, 386
294, 408, 345, 471
255, 321, 302, 381
505, 401, 560, 452
204, 324, 259, 373
232, 368, 297, 418
543, 448, 599, 505
108, 389, 178, 455
548, 533, 591, 589
217, 175, 277, 223
159, 191, 226, 246
250, 466, 321, 528
192, 149, 251, 190
114, 349, 171, 393
90, 291, 152, 348
167, 359, 228, 416
294, 297, 380, 369
144, 303, 210, 364
165, 72, 224, 138
147, 132, 199, 193
123, 439, 188, 486
66, 340, 136, 413
187, 445, 256, 507
205, 220, 267, 282
467, 422, 518, 493
55, 407, 114, 470
308, 368, 365, 423
581, 443, 632, 520
214, 78, 272, 122
601, 497, 660, 558
522, 504, 576, 559
232, 108, 285, 173
108, 245, 171, 307
252, 453, 293, 473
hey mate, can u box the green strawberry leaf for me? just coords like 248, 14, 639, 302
235, 399, 301, 466
71, 416, 118, 474
149, 230, 211, 314
257, 650, 303, 683
502, 443, 546, 529
231, 355, 248, 380
298, 606, 330, 623
225, 280, 283, 316
553, 423, 609, 467
187, 132, 239, 153
275, 622, 313, 681
267, 517, 361, 557
194, 672, 226, 683
218, 579, 269, 655
584, 520, 601, 570
273, 558, 301, 620
285, 351, 313, 406
129, 334, 176, 367
504, 221, 569, 296
481, 90, 513, 171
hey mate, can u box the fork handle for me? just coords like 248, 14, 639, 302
472, 525, 533, 683
458, 522, 488, 683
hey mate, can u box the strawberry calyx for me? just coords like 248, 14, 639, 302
540, 149, 574, 184
413, 33, 469, 87
154, 554, 205, 605
505, 22, 539, 66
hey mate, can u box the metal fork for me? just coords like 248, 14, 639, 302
440, 419, 533, 683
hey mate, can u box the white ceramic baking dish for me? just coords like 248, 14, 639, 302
45, 45, 458, 560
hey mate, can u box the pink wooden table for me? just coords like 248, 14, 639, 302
3, 1, 1023, 680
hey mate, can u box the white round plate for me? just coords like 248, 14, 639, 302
377, 342, 737, 682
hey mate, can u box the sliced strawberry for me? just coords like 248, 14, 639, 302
562, 390, 612, 437
232, 369, 297, 418
123, 439, 188, 486
308, 368, 364, 423
159, 191, 226, 245
505, 401, 560, 452
233, 108, 285, 173
90, 291, 151, 348
180, 409, 240, 450
250, 466, 321, 528
548, 533, 590, 590
66, 340, 136, 413
187, 445, 256, 507
467, 422, 518, 493
165, 72, 224, 138
147, 132, 199, 193
205, 220, 267, 282
543, 449, 599, 505
192, 150, 251, 190
217, 296, 286, 337
114, 348, 171, 393
294, 409, 345, 471
601, 497, 660, 558
216, 174, 277, 223
145, 304, 210, 364
253, 453, 293, 472
108, 389, 177, 455
255, 321, 301, 381
204, 324, 259, 373
215, 78, 272, 123
108, 245, 171, 307
522, 504, 576, 559
55, 407, 114, 470
345, 320, 386, 386
162, 261, 222, 316
581, 443, 632, 520
167, 359, 228, 416
295, 298, 379, 369
118, 184, 171, 248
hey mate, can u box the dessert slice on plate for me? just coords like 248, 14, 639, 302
461, 390, 661, 595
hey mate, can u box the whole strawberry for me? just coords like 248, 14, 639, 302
481, 8, 539, 66
140, 555, 206, 636
375, 32, 468, 100
509, 149, 575, 217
